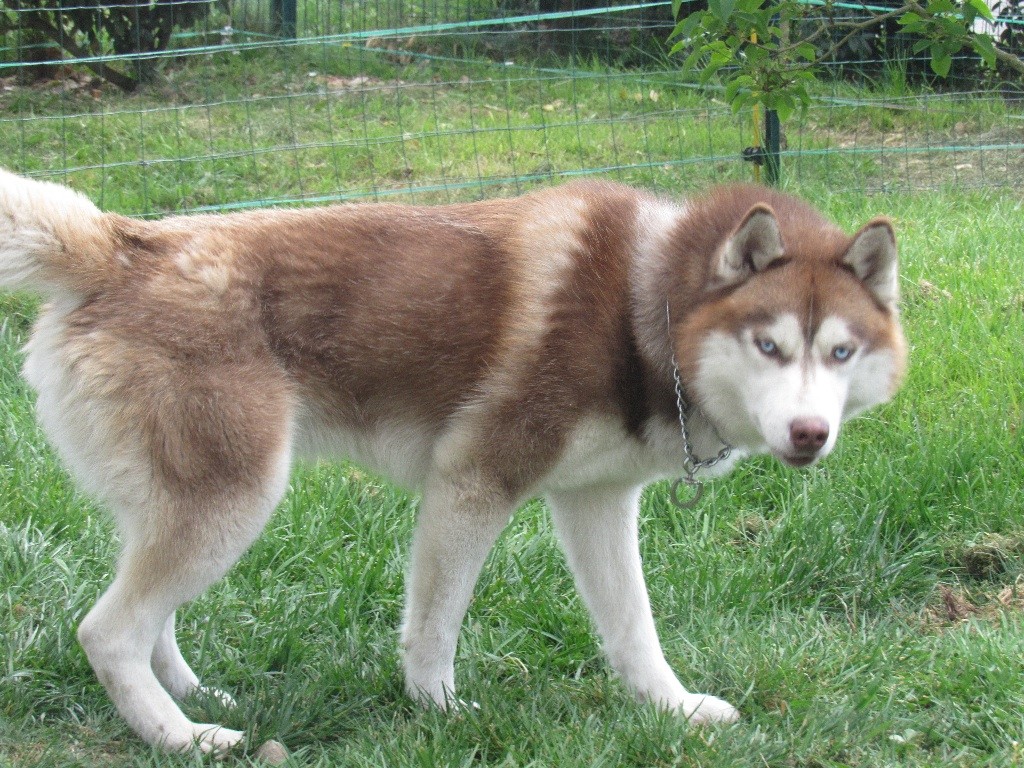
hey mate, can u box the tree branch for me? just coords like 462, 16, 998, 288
812, 5, 915, 63
991, 39, 1024, 75
765, 0, 1024, 81
14, 9, 139, 91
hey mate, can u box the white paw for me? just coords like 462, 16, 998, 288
405, 678, 455, 711
189, 723, 245, 755
678, 693, 740, 725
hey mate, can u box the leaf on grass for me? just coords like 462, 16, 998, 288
940, 585, 977, 621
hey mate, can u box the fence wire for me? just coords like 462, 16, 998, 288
1, 1, 1022, 215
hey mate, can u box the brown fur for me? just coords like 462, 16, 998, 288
64, 183, 666, 499
25, 179, 905, 502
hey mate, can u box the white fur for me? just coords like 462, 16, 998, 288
22, 304, 157, 522
692, 313, 891, 466
543, 416, 682, 490
294, 410, 436, 490
843, 222, 900, 308
542, 414, 741, 492
401, 467, 513, 707
0, 169, 103, 293
630, 198, 687, 377
546, 485, 737, 722
22, 293, 294, 753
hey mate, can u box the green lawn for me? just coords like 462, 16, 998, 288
1, 46, 1024, 768
2, 43, 1022, 214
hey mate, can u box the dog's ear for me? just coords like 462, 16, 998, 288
711, 204, 785, 289
843, 218, 899, 309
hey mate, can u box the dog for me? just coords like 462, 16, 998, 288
0, 169, 906, 752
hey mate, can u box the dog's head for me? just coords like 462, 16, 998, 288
674, 200, 907, 468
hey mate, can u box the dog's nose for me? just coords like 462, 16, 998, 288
790, 417, 829, 452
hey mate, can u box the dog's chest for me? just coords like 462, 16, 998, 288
539, 410, 747, 494
540, 416, 689, 492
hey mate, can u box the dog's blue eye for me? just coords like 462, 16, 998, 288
832, 345, 854, 361
757, 339, 778, 356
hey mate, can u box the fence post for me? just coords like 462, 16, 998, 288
271, 0, 297, 37
764, 108, 781, 186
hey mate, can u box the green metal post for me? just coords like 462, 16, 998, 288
271, 0, 297, 37
764, 108, 781, 186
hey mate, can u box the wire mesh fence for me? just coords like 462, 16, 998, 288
1, 0, 1022, 215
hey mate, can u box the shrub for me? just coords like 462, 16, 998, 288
1, 0, 217, 89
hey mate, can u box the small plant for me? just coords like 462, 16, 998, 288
669, 0, 1024, 121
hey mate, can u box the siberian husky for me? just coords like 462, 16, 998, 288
0, 169, 906, 753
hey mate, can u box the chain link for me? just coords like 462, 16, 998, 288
666, 303, 733, 508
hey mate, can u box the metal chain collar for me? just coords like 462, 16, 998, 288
666, 303, 733, 509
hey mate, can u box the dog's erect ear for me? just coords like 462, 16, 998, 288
843, 218, 899, 309
711, 204, 785, 289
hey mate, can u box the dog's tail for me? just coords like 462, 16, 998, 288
0, 168, 124, 296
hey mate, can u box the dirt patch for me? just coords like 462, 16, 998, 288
956, 533, 1024, 581
921, 578, 1024, 631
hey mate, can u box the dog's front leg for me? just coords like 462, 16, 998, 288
401, 471, 512, 709
546, 486, 739, 724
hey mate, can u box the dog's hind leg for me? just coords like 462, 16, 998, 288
152, 612, 235, 708
66, 359, 294, 752
401, 470, 514, 709
546, 485, 739, 724
151, 612, 201, 701
77, 477, 287, 753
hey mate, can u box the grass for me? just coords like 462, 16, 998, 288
1, 184, 1022, 768
2, 41, 1022, 215
1, 39, 1024, 768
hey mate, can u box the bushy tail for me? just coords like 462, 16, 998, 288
0, 168, 120, 295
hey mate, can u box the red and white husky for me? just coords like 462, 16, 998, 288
0, 169, 906, 752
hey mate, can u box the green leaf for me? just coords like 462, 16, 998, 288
772, 93, 795, 122
794, 41, 816, 61
669, 12, 706, 42
745, 45, 768, 64
971, 33, 998, 68
707, 0, 729, 23
937, 16, 967, 38
930, 49, 952, 77
724, 74, 753, 105
966, 0, 995, 21
680, 48, 705, 74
